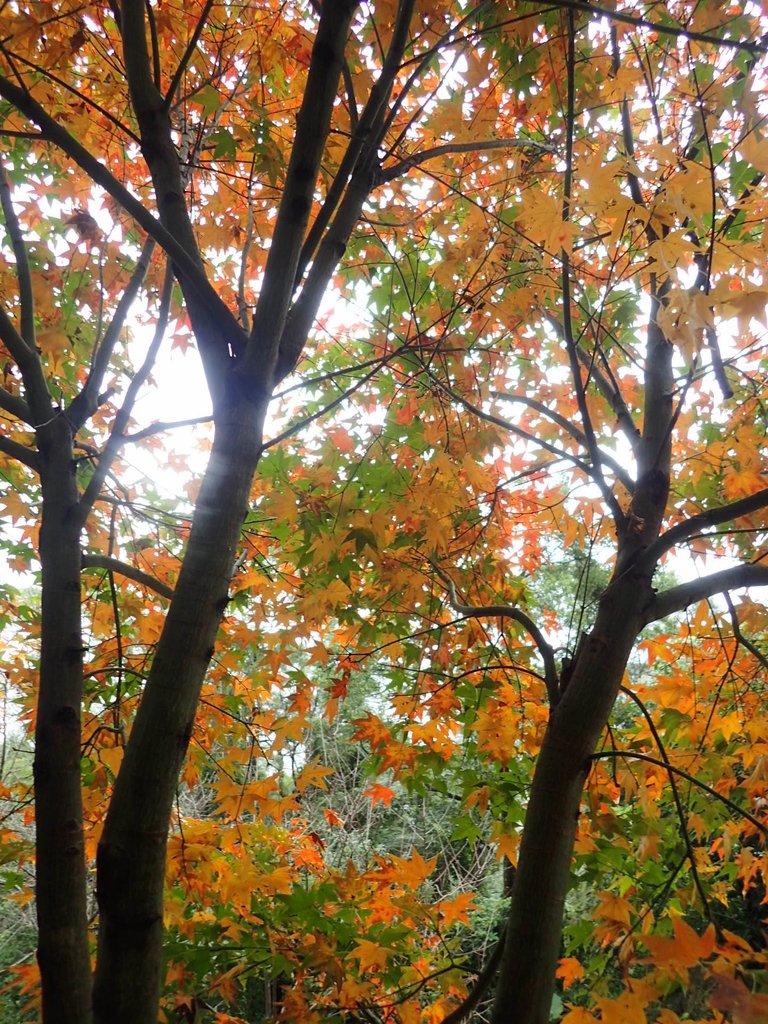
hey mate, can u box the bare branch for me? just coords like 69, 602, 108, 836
82, 553, 174, 600
644, 564, 768, 624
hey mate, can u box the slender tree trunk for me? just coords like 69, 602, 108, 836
490, 568, 653, 1024
35, 413, 92, 1024
92, 381, 267, 1024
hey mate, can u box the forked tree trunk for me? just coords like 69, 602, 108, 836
35, 414, 92, 1024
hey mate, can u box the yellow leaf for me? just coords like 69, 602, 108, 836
294, 760, 334, 794
352, 938, 390, 973
99, 746, 123, 778
595, 989, 646, 1024
561, 1008, 598, 1024
593, 891, 632, 927
37, 328, 70, 372
738, 133, 768, 174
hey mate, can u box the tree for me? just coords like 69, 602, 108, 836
0, 3, 767, 1024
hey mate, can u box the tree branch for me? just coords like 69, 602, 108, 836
0, 75, 233, 312
0, 155, 34, 348
0, 303, 50, 423
78, 262, 174, 521
67, 238, 156, 430
550, 0, 768, 56
163, 0, 216, 108
619, 686, 716, 927
81, 554, 174, 600
562, 10, 624, 528
295, 0, 416, 286
120, 0, 245, 400
276, 147, 377, 382
431, 560, 559, 706
591, 750, 768, 839
243, 0, 360, 384
0, 386, 32, 424
0, 433, 40, 471
490, 393, 634, 494
420, 366, 599, 486
438, 931, 505, 1024
644, 564, 768, 624
641, 487, 768, 569
381, 138, 553, 183
725, 593, 768, 673
544, 311, 641, 454
122, 415, 213, 445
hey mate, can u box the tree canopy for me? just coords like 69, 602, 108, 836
0, 2, 768, 1023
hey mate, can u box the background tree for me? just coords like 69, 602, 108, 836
0, 3, 768, 1024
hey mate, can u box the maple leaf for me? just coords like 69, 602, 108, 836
641, 919, 716, 982
353, 938, 391, 973
595, 989, 647, 1024
556, 957, 585, 990
561, 1008, 598, 1024
363, 783, 396, 807
593, 891, 633, 928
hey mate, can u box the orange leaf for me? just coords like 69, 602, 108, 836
363, 783, 395, 807
556, 956, 585, 989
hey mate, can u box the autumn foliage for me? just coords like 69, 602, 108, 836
0, 2, 768, 1023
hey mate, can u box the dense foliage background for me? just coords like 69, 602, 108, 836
0, 1, 767, 1022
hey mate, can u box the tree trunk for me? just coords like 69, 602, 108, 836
92, 381, 268, 1023
490, 568, 652, 1024
35, 413, 92, 1024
